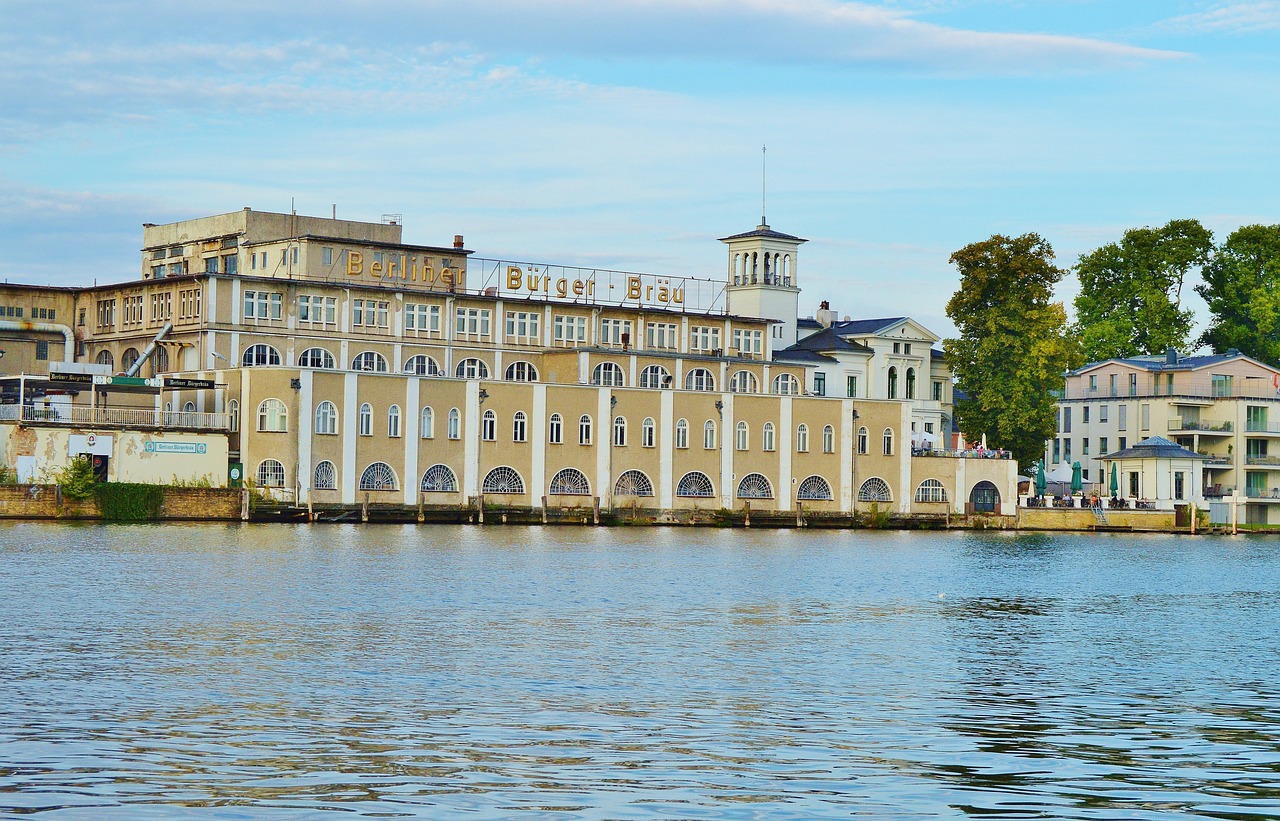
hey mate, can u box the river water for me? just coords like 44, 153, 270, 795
2, 524, 1280, 819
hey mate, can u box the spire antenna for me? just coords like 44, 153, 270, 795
761, 144, 767, 227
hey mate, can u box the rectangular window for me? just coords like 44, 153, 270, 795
732, 328, 763, 357
813, 373, 826, 396
455, 307, 492, 339
505, 311, 541, 344
122, 295, 144, 325
689, 325, 721, 353
553, 314, 588, 345
1174, 472, 1185, 500
1118, 405, 1127, 431
178, 288, 201, 320
1082, 438, 1090, 456
322, 247, 333, 266
1053, 439, 1060, 463
223, 254, 237, 274
151, 265, 164, 278
893, 342, 901, 354
1099, 404, 1109, 423
1089, 374, 1097, 391
243, 290, 283, 320
932, 381, 942, 402
35, 340, 48, 361
599, 318, 633, 346
405, 303, 441, 334
1119, 436, 1127, 450
1100, 436, 1108, 454
1129, 373, 1138, 396
204, 257, 219, 273
97, 299, 116, 327
1247, 406, 1268, 432
149, 292, 172, 322
903, 343, 911, 355
167, 262, 184, 276
1063, 407, 1072, 433
1141, 403, 1150, 431
1109, 374, 1118, 396
1064, 438, 1072, 464
646, 322, 678, 349
848, 375, 858, 398
297, 295, 337, 325
1083, 406, 1090, 424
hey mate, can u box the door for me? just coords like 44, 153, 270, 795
969, 481, 1000, 513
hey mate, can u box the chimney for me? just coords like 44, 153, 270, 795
453, 234, 465, 250
815, 300, 837, 328
1226, 347, 1240, 356
1166, 347, 1178, 365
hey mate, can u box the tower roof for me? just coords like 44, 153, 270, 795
719, 224, 807, 243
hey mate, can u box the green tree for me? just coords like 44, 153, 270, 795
1073, 219, 1213, 361
1196, 224, 1280, 365
945, 233, 1079, 467
58, 456, 98, 501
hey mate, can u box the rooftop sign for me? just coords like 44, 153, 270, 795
474, 259, 727, 313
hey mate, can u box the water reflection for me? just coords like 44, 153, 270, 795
2, 524, 1280, 818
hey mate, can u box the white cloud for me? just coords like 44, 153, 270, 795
1159, 1, 1280, 33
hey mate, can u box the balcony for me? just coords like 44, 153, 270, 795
0, 404, 228, 432
1246, 421, 1280, 434
912, 447, 1013, 460
1246, 455, 1280, 467
1169, 420, 1233, 433
1202, 455, 1233, 467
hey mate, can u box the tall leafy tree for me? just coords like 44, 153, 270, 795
1072, 218, 1213, 361
945, 233, 1079, 467
1196, 224, 1280, 365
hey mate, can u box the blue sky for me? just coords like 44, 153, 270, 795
2, 0, 1278, 342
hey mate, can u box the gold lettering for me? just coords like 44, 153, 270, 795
626, 276, 642, 300
347, 251, 363, 276
645, 285, 653, 301
658, 284, 669, 303
507, 266, 523, 291
370, 261, 383, 277
387, 259, 399, 279
441, 269, 453, 286
572, 280, 584, 296
556, 279, 568, 297
673, 287, 684, 305
529, 275, 541, 293
586, 280, 595, 297
424, 263, 436, 284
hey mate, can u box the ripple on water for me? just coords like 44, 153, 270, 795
2, 524, 1280, 819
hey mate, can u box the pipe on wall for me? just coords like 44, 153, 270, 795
125, 321, 173, 377
0, 319, 75, 363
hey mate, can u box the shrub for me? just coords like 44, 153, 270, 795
94, 483, 164, 521
58, 456, 98, 501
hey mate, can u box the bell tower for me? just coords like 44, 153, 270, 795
722, 221, 804, 349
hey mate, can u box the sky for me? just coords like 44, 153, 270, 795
2, 0, 1278, 344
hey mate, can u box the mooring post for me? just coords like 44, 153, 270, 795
241, 489, 250, 521
541, 495, 548, 524
308, 496, 314, 523
417, 491, 424, 523
593, 497, 600, 525
361, 493, 369, 523
796, 500, 803, 528
744, 501, 751, 528
477, 494, 485, 524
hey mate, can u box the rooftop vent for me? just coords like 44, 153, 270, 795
454, 234, 465, 249
1166, 347, 1178, 365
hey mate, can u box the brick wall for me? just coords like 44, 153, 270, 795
0, 485, 241, 521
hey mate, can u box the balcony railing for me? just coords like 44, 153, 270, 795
1169, 420, 1233, 433
0, 404, 228, 431
912, 448, 1013, 460
1245, 422, 1280, 433
1070, 384, 1280, 401
1245, 456, 1280, 467
1202, 455, 1232, 466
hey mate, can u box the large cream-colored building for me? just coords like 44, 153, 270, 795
1051, 351, 1280, 523
0, 208, 1016, 516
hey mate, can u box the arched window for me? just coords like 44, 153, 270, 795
299, 347, 335, 369
796, 424, 809, 453
483, 466, 524, 495
772, 373, 799, 395
242, 344, 281, 367
592, 362, 625, 387
548, 413, 563, 444
505, 361, 538, 382
857, 426, 868, 455
888, 366, 898, 399
358, 403, 372, 436
482, 409, 496, 441
730, 370, 758, 393
182, 401, 196, 414
737, 473, 774, 499
313, 460, 336, 490
420, 406, 434, 438
639, 365, 671, 389
797, 475, 833, 501
150, 346, 169, 375
121, 348, 140, 372
685, 368, 715, 391
387, 404, 401, 438
641, 417, 656, 448
403, 354, 441, 376
615, 470, 654, 497
315, 400, 337, 435
675, 418, 689, 449
704, 420, 716, 450
906, 367, 916, 400
579, 414, 593, 445
421, 464, 458, 493
257, 398, 287, 432
735, 420, 749, 451
513, 411, 528, 442
613, 416, 627, 446
823, 425, 835, 454
352, 351, 388, 372
455, 358, 490, 379
257, 459, 285, 487
677, 471, 716, 498
228, 399, 239, 433
359, 462, 397, 491
448, 408, 460, 439
858, 477, 892, 502
97, 349, 114, 368
549, 468, 591, 496
915, 479, 948, 503
883, 427, 894, 455
762, 422, 775, 452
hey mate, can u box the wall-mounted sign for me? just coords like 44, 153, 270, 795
346, 252, 463, 290
144, 441, 207, 454
49, 372, 93, 385
69, 433, 113, 456
164, 378, 216, 390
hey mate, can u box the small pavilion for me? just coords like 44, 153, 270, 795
1100, 436, 1205, 510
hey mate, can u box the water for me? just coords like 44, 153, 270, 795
3, 525, 1280, 819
